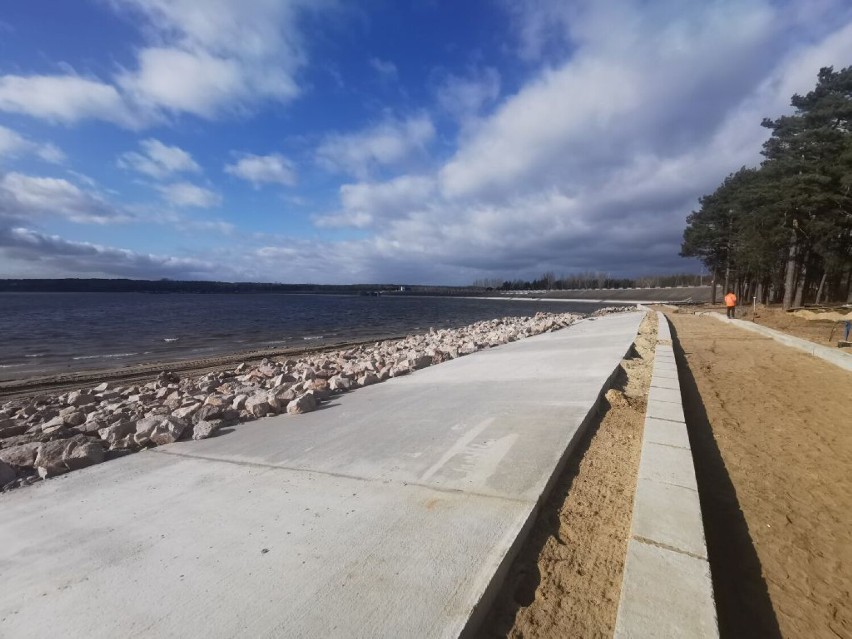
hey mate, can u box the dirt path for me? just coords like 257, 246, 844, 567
668, 311, 852, 639
692, 303, 851, 347
477, 312, 656, 638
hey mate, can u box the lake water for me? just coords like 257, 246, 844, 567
0, 293, 606, 380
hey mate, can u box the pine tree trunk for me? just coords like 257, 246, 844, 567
711, 276, 718, 305
782, 236, 797, 310
815, 272, 827, 305
793, 259, 808, 308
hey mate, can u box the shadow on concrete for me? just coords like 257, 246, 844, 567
669, 322, 782, 639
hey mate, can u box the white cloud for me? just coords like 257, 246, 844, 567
370, 57, 398, 80
0, 172, 126, 224
0, 125, 65, 163
156, 181, 222, 208
316, 115, 435, 178
440, 0, 780, 199
316, 175, 435, 228
225, 153, 297, 187
111, 0, 314, 118
436, 68, 501, 122
118, 138, 201, 179
305, 2, 852, 283
0, 74, 138, 127
0, 0, 331, 126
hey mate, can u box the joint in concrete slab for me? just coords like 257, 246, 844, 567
632, 535, 708, 562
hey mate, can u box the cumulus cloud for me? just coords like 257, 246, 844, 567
436, 67, 501, 122
225, 153, 297, 187
118, 138, 201, 179
315, 175, 435, 228
156, 181, 222, 208
0, 172, 127, 225
0, 125, 65, 163
0, 74, 139, 127
315, 115, 435, 178
0, 0, 329, 127
304, 1, 852, 283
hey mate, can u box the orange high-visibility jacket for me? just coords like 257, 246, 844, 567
725, 293, 737, 307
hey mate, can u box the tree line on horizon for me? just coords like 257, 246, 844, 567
472, 272, 708, 291
681, 66, 852, 309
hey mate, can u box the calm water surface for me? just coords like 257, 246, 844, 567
0, 293, 605, 379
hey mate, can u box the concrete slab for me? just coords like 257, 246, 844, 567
631, 478, 706, 559
614, 540, 717, 638
643, 416, 690, 450
650, 369, 679, 381
638, 442, 698, 491
0, 311, 644, 639
649, 375, 680, 390
646, 399, 685, 424
648, 385, 682, 405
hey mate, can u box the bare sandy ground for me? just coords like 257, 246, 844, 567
477, 312, 656, 638
668, 312, 852, 639
696, 303, 851, 347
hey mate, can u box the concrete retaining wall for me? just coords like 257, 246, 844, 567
614, 312, 718, 638
706, 311, 852, 372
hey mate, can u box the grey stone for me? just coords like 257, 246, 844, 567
245, 395, 271, 418
0, 459, 16, 485
62, 411, 87, 427
358, 372, 379, 386
135, 416, 188, 447
98, 422, 137, 448
172, 403, 202, 420
0, 420, 27, 439
34, 435, 105, 479
0, 442, 41, 470
192, 420, 220, 441
286, 393, 317, 415
193, 404, 223, 423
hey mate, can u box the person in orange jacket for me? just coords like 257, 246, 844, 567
725, 290, 737, 318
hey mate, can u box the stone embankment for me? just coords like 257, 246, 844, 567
0, 309, 630, 490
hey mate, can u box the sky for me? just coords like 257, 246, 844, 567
0, 0, 851, 284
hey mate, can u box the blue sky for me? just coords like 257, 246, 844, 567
0, 0, 850, 284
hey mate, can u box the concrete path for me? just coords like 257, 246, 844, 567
0, 312, 643, 639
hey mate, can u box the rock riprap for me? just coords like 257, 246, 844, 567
0, 308, 632, 490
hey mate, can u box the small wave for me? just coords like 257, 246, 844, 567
0, 363, 23, 368
302, 335, 324, 341
72, 352, 138, 361
163, 338, 179, 343
25, 354, 47, 358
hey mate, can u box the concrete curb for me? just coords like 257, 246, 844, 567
614, 312, 719, 638
705, 311, 852, 372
